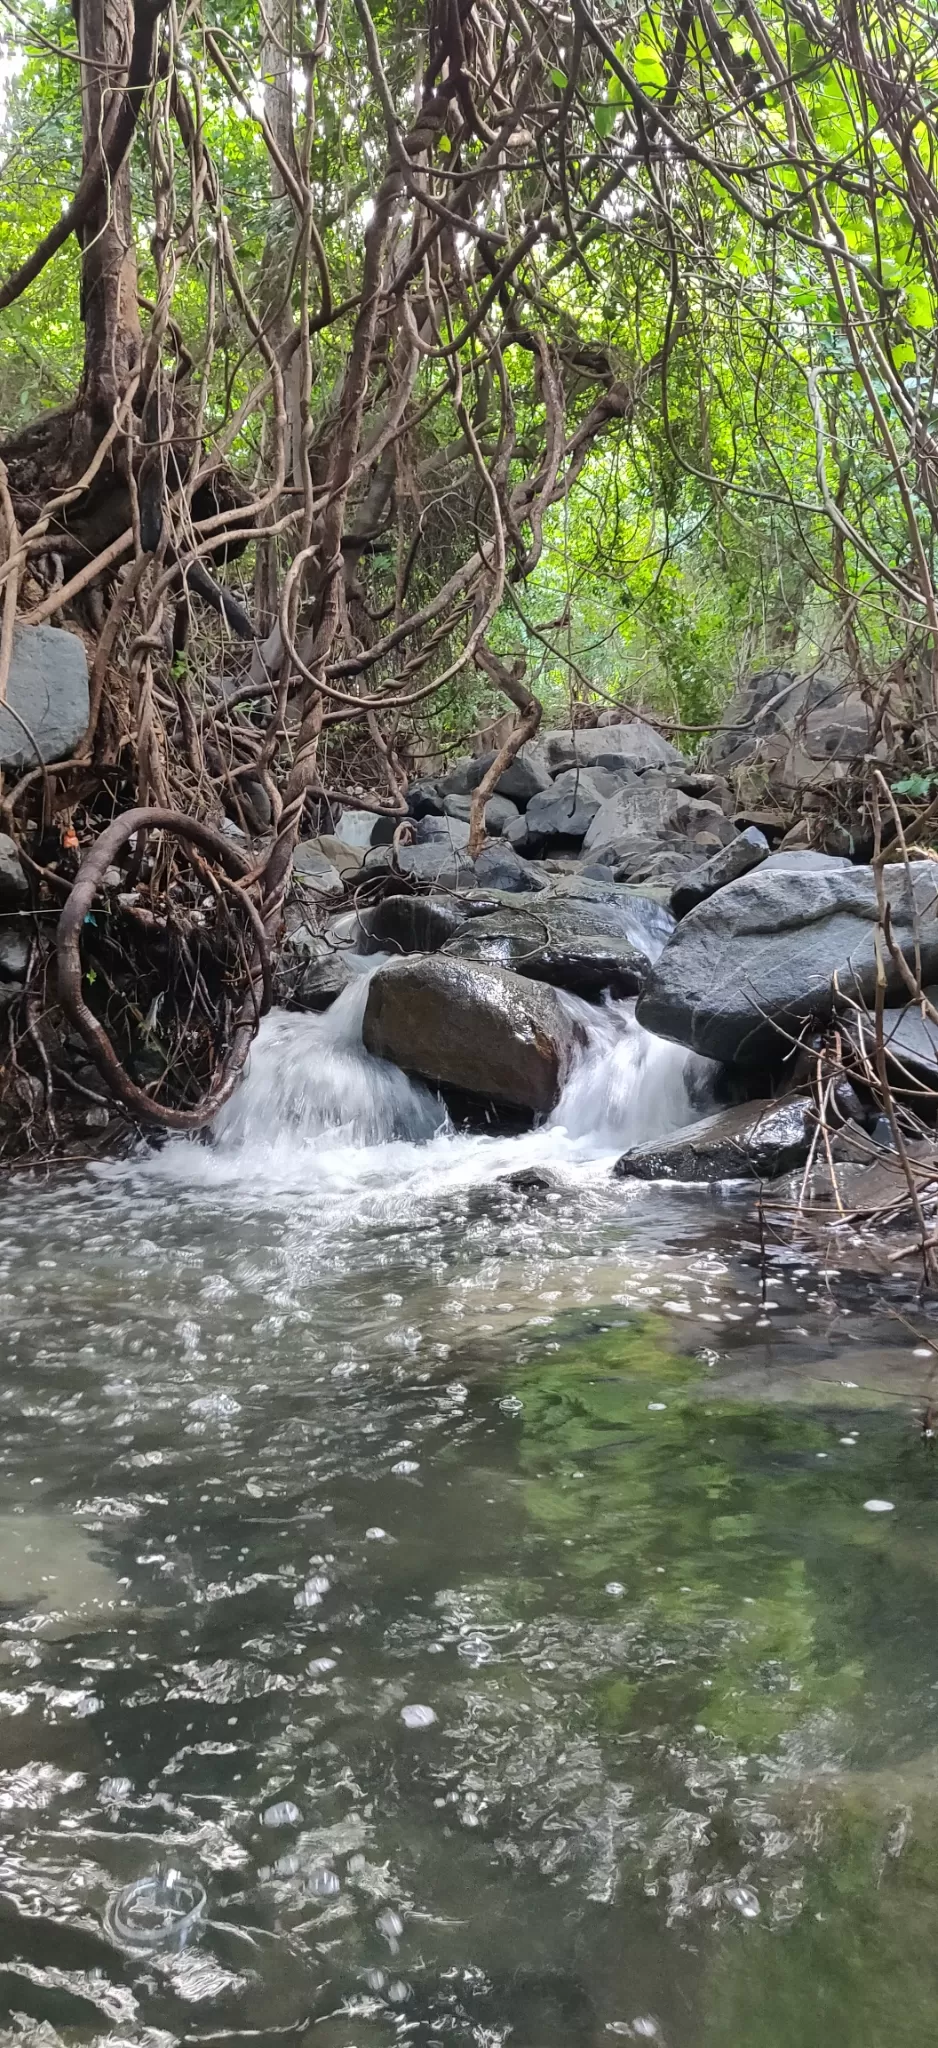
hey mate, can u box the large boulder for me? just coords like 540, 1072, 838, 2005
637, 861, 938, 1066
509, 767, 607, 850
0, 625, 89, 770
334, 808, 397, 849
442, 898, 652, 998
362, 955, 582, 1113
582, 773, 736, 877
614, 1097, 817, 1182
544, 722, 684, 776
472, 844, 548, 893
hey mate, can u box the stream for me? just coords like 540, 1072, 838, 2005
2, 981, 938, 2045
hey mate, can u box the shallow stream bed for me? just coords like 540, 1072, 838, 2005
2, 997, 938, 2046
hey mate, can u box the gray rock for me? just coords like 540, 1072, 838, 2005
276, 929, 354, 1010
363, 955, 583, 1114
472, 845, 548, 894
0, 625, 89, 770
670, 827, 769, 917
364, 841, 475, 890
441, 793, 520, 836
636, 861, 938, 1066
543, 874, 675, 959
761, 849, 851, 873
442, 898, 652, 998
417, 813, 472, 849
702, 667, 844, 773
583, 774, 736, 871
0, 923, 29, 983
335, 808, 397, 849
513, 767, 606, 849
614, 1097, 816, 1182
293, 842, 343, 893
0, 833, 28, 912
544, 722, 684, 776
844, 992, 938, 1086
352, 893, 476, 956
406, 780, 446, 820
316, 835, 365, 878
464, 744, 552, 805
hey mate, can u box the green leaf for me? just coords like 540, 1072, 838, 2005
551, 66, 567, 90
594, 101, 616, 137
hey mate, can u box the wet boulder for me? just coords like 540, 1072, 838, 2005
442, 897, 652, 998
0, 625, 89, 770
544, 721, 684, 776
670, 827, 768, 918
0, 924, 28, 984
350, 892, 476, 956
637, 861, 938, 1066
362, 955, 582, 1113
614, 1096, 816, 1182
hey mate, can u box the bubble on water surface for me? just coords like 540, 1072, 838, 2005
400, 1703, 437, 1728
725, 1883, 760, 1919
365, 1527, 391, 1541
605, 1581, 626, 1598
391, 1460, 420, 1476
376, 1907, 404, 1949
309, 1865, 341, 1895
263, 1800, 301, 1826
307, 1656, 337, 1675
864, 1499, 895, 1513
104, 1869, 206, 1952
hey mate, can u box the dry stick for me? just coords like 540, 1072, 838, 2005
0, 459, 22, 707
870, 780, 938, 1285
467, 646, 542, 857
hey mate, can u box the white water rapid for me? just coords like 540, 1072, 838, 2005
153, 962, 701, 1206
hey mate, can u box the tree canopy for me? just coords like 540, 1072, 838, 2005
0, 0, 936, 1123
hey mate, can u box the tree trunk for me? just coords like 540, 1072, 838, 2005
72, 0, 142, 463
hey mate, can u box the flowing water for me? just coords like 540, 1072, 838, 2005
3, 979, 938, 2046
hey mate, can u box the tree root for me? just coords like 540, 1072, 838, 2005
57, 806, 271, 1131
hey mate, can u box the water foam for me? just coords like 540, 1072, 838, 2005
164, 961, 700, 1202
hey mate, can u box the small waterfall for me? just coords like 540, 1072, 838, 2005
211, 969, 445, 1156
203, 966, 699, 1187
551, 994, 699, 1150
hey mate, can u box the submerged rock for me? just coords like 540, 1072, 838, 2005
363, 955, 582, 1113
614, 1097, 817, 1182
637, 862, 938, 1066
442, 898, 651, 997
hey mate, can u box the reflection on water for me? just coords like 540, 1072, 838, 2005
1, 1003, 938, 2043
